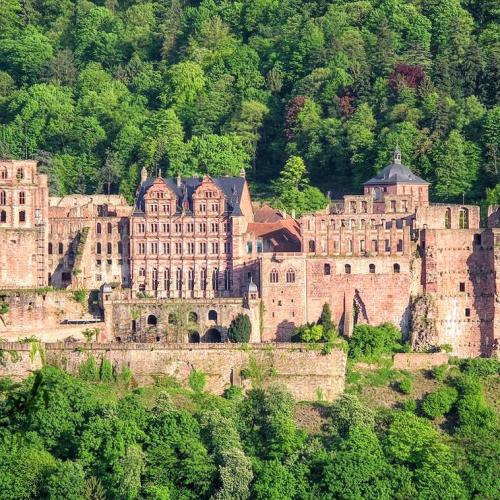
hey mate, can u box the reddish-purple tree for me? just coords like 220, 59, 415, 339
389, 63, 425, 90
285, 95, 308, 141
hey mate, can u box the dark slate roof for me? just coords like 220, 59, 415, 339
364, 163, 429, 186
134, 176, 246, 215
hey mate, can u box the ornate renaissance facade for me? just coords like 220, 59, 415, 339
1, 152, 499, 357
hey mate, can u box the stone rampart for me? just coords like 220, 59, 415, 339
393, 352, 449, 370
0, 342, 346, 401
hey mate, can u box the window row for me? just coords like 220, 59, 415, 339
146, 202, 222, 214
0, 191, 26, 205
0, 167, 24, 179
343, 263, 401, 275
96, 222, 125, 234
135, 221, 230, 234
0, 210, 26, 223
96, 242, 124, 255
311, 218, 407, 231
308, 238, 403, 253
269, 268, 296, 283
138, 268, 232, 292
137, 241, 231, 255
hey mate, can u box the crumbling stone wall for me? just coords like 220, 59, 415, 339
0, 342, 346, 401
410, 294, 438, 351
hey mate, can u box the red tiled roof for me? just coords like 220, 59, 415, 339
248, 217, 301, 252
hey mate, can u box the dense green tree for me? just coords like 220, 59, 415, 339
228, 313, 252, 343
43, 460, 86, 500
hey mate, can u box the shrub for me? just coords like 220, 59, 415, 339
401, 399, 417, 413
78, 355, 98, 381
224, 385, 244, 400
228, 313, 252, 343
398, 377, 413, 395
118, 366, 133, 385
421, 387, 458, 419
99, 358, 114, 382
440, 344, 453, 353
459, 358, 500, 378
348, 322, 402, 361
432, 364, 449, 381
0, 301, 9, 315
188, 369, 206, 393
82, 327, 99, 342
72, 290, 86, 304
318, 303, 334, 332
328, 394, 375, 436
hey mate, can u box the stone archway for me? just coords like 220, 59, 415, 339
188, 331, 200, 343
204, 328, 221, 343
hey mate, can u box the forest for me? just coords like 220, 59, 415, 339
0, 324, 499, 499
0, 0, 498, 211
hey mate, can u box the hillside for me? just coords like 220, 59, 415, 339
0, 0, 498, 206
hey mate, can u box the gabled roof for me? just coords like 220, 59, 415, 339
134, 176, 246, 215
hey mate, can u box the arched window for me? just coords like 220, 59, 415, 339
96, 242, 101, 254
0, 191, 5, 205
369, 263, 375, 274
270, 269, 279, 283
224, 268, 231, 290
324, 263, 331, 275
200, 268, 207, 291
212, 268, 219, 291
152, 268, 158, 290
208, 310, 218, 321
459, 208, 469, 229
0, 210, 6, 222
394, 263, 400, 274
0, 167, 7, 179
106, 242, 112, 254
345, 264, 351, 274
16, 168, 24, 180
147, 314, 157, 326
445, 208, 451, 229
188, 268, 195, 291
107, 222, 112, 234
286, 268, 295, 283
308, 240, 316, 252
48, 242, 53, 254
58, 242, 64, 254
96, 223, 101, 234
188, 312, 198, 323
164, 269, 170, 290
19, 192, 25, 204
19, 210, 25, 222
176, 268, 182, 291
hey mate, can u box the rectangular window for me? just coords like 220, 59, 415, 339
175, 242, 182, 254
397, 239, 403, 252
211, 242, 219, 254
361, 201, 368, 213
150, 223, 158, 233
199, 203, 206, 213
350, 201, 356, 213
175, 223, 182, 233
149, 204, 158, 213
150, 242, 158, 254
224, 241, 231, 254
199, 223, 206, 232
138, 242, 145, 255
137, 223, 145, 233
186, 223, 194, 233
211, 223, 218, 233
223, 221, 230, 232
459, 282, 465, 292
385, 239, 390, 252
246, 241, 253, 254
163, 242, 170, 254
199, 242, 207, 254
257, 240, 263, 253
372, 240, 378, 252
360, 239, 365, 252
465, 308, 471, 317
187, 242, 194, 254
391, 200, 396, 212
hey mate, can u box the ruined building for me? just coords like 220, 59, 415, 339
0, 153, 498, 357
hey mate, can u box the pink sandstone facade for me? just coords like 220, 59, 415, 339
1, 151, 499, 357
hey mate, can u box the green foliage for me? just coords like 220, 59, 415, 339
0, 362, 496, 499
421, 387, 458, 419
99, 358, 114, 382
188, 369, 206, 394
78, 355, 99, 381
348, 323, 403, 362
0, 301, 9, 315
397, 377, 413, 395
72, 290, 86, 304
459, 358, 500, 378
432, 364, 449, 382
82, 327, 99, 343
228, 313, 252, 343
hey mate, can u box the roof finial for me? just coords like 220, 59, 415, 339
393, 142, 402, 165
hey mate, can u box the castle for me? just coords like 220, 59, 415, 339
1, 152, 499, 357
